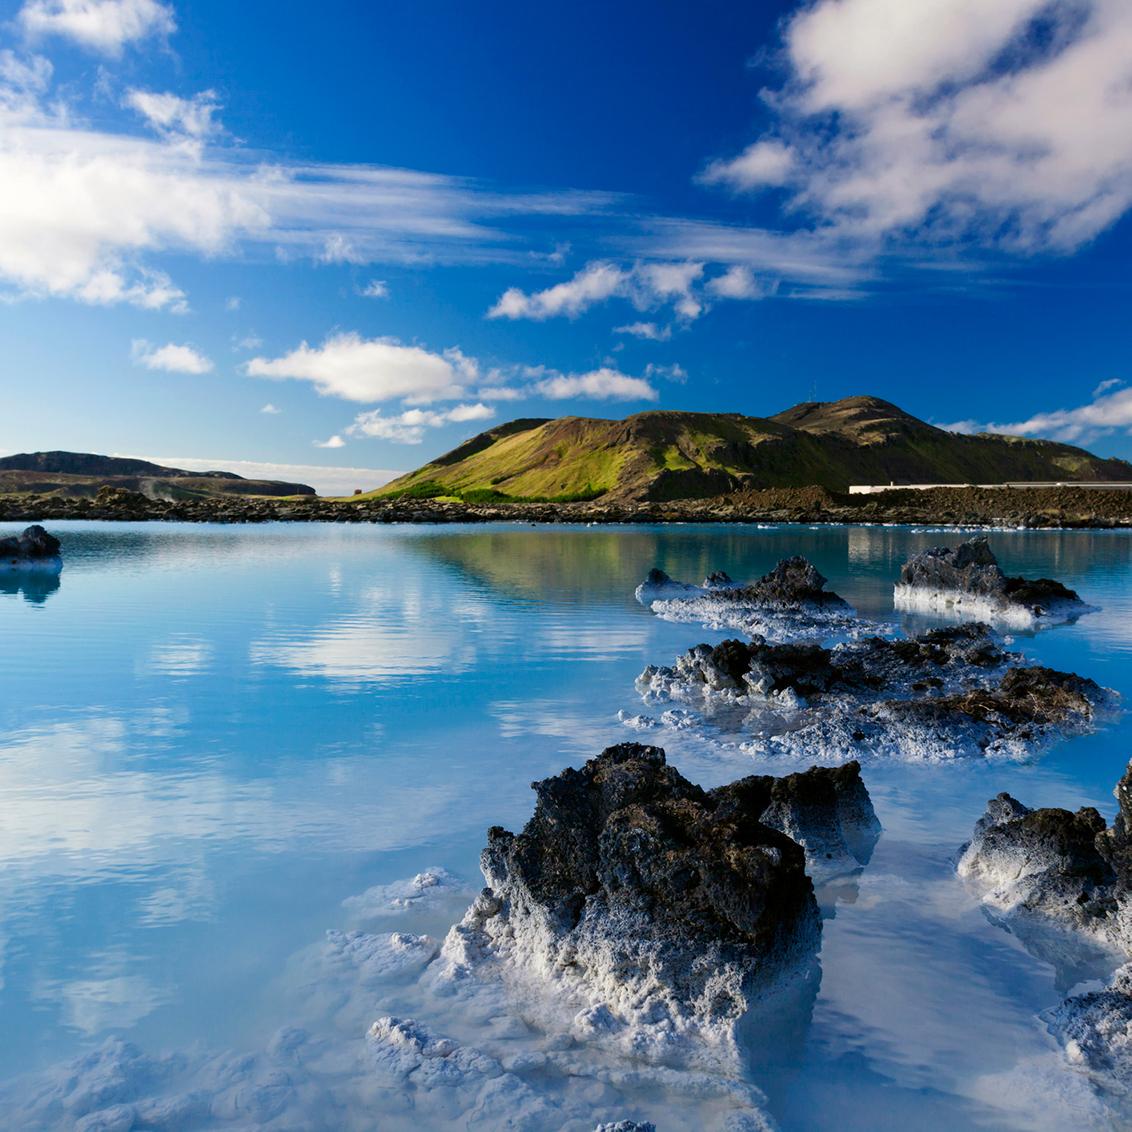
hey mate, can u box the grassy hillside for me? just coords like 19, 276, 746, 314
365, 396, 1132, 504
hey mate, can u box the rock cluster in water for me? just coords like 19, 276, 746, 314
439, 744, 880, 1060
959, 761, 1132, 1086
894, 536, 1090, 626
636, 557, 856, 643
0, 523, 61, 570
636, 624, 1111, 761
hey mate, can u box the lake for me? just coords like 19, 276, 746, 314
1, 521, 1130, 1130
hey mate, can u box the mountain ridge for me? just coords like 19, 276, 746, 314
369, 395, 1132, 503
0, 451, 315, 498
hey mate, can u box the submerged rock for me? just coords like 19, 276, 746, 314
636, 557, 856, 643
439, 743, 829, 1060
0, 524, 61, 570
959, 762, 1132, 956
637, 624, 1112, 761
894, 536, 1091, 627
960, 760, 1132, 1087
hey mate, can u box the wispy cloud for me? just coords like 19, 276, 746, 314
19, 0, 176, 56
131, 339, 213, 374
942, 382, 1132, 445
0, 67, 613, 311
259, 402, 281, 414
126, 89, 221, 141
347, 402, 495, 445
359, 279, 389, 299
133, 455, 401, 496
614, 321, 671, 342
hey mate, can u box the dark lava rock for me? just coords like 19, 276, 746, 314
730, 556, 850, 611
713, 761, 881, 877
960, 760, 1132, 1084
0, 524, 61, 567
896, 536, 1089, 622
639, 624, 1111, 760
960, 759, 1132, 943
442, 744, 838, 1052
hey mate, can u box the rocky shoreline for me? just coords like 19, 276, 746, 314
2, 484, 1132, 527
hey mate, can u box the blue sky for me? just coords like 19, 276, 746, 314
1, 0, 1131, 493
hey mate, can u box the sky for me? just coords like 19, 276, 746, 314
1, 0, 1131, 494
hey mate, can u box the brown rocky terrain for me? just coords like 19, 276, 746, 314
1, 482, 1131, 527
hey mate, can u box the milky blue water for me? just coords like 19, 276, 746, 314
1, 522, 1131, 1130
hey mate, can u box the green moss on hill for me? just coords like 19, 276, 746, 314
360, 396, 1132, 505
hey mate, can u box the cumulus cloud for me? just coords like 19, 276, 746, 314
704, 0, 1132, 254
532, 367, 658, 402
314, 435, 346, 449
359, 279, 389, 299
942, 382, 1132, 445
699, 140, 795, 192
19, 0, 176, 55
347, 403, 495, 445
259, 403, 281, 414
246, 333, 476, 404
488, 260, 707, 322
131, 339, 213, 374
126, 89, 221, 141
707, 265, 775, 300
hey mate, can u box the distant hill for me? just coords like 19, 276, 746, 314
366, 396, 1132, 503
0, 451, 315, 499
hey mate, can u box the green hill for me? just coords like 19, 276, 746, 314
366, 396, 1132, 504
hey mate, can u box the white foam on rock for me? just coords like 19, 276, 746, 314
1, 868, 784, 1131
341, 866, 466, 924
1045, 965, 1132, 1096
893, 584, 1089, 629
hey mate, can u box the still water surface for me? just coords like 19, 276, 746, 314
1, 522, 1131, 1129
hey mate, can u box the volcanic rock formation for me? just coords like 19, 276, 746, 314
894, 536, 1091, 627
438, 744, 881, 1059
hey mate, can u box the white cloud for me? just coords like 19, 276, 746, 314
360, 279, 389, 299
614, 321, 671, 341
125, 89, 221, 141
133, 455, 401, 496
705, 0, 1132, 253
315, 434, 346, 449
699, 140, 795, 192
488, 259, 706, 322
488, 261, 627, 320
259, 403, 281, 414
943, 383, 1132, 445
475, 386, 527, 402
224, 295, 240, 311
644, 362, 687, 384
347, 403, 495, 445
707, 265, 775, 300
533, 367, 657, 402
130, 339, 213, 374
0, 71, 609, 312
19, 0, 176, 55
246, 333, 469, 404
